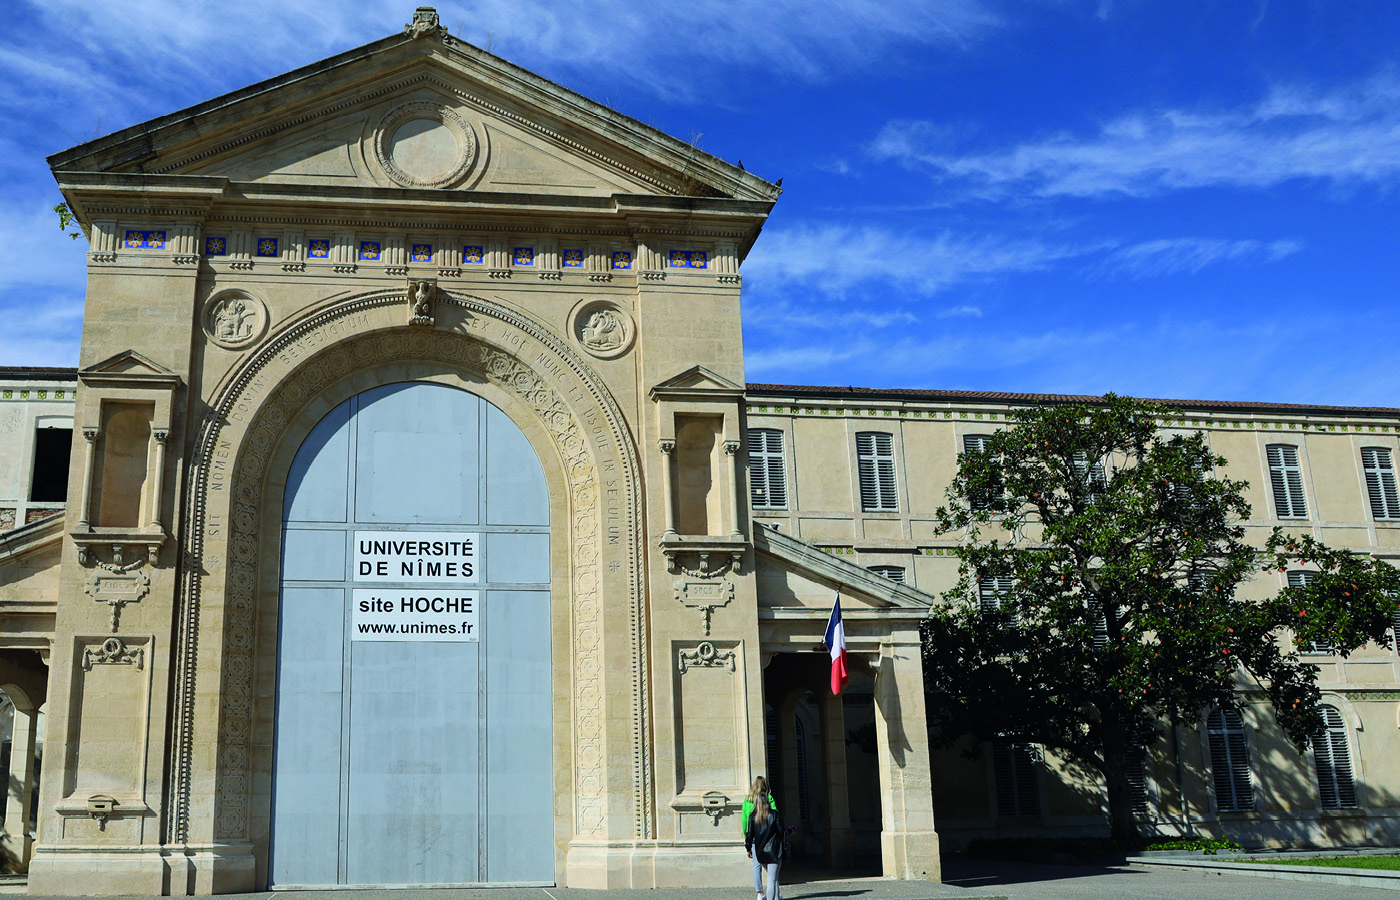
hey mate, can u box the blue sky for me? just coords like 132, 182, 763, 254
2, 1, 1398, 406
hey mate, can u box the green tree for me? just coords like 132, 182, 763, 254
923, 395, 1400, 840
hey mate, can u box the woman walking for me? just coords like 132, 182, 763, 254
743, 776, 785, 900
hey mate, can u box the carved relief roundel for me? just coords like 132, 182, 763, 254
569, 299, 635, 359
374, 101, 477, 189
202, 290, 268, 350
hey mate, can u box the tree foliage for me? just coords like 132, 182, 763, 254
922, 395, 1400, 839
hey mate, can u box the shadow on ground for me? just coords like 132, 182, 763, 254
941, 856, 1146, 887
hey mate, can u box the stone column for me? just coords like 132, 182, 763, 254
819, 691, 854, 869
2, 699, 38, 871
658, 439, 677, 537
723, 440, 743, 539
873, 636, 940, 880
76, 427, 98, 530
147, 428, 168, 530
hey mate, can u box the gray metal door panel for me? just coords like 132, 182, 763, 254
484, 589, 553, 882
485, 404, 548, 526
284, 402, 350, 523
483, 533, 550, 584
273, 381, 552, 888
354, 382, 479, 524
281, 529, 345, 582
345, 641, 480, 885
271, 587, 345, 887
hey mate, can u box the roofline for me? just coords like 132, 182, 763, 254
745, 383, 1400, 418
47, 22, 779, 202
0, 367, 79, 380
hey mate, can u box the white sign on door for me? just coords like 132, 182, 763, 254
352, 589, 480, 642
353, 530, 479, 583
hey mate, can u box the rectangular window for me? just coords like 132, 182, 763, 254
1288, 570, 1332, 654
963, 434, 996, 511
1361, 447, 1400, 520
993, 741, 1040, 817
1207, 708, 1254, 812
978, 575, 1015, 615
868, 565, 905, 583
1072, 450, 1108, 504
856, 432, 897, 512
29, 424, 72, 502
748, 428, 787, 510
1267, 444, 1308, 519
1312, 706, 1357, 809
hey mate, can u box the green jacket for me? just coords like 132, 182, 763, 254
740, 793, 778, 836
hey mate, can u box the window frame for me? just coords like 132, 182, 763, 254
1288, 570, 1333, 654
855, 431, 898, 513
992, 739, 1041, 818
1266, 444, 1309, 520
1361, 446, 1400, 521
963, 433, 997, 511
747, 427, 789, 511
867, 565, 906, 583
1205, 707, 1255, 813
1311, 705, 1358, 810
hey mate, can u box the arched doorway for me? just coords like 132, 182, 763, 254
269, 381, 552, 887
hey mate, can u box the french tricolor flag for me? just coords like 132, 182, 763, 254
825, 590, 849, 696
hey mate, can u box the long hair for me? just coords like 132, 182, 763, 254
748, 776, 771, 826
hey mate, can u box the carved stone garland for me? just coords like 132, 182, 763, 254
170, 289, 650, 846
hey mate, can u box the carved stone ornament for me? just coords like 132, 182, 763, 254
702, 790, 730, 826
675, 579, 735, 636
84, 563, 152, 632
404, 6, 449, 39
81, 636, 144, 671
678, 641, 736, 673
408, 277, 437, 326
569, 300, 635, 360
374, 101, 477, 189
202, 290, 268, 350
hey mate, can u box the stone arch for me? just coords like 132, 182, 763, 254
168, 288, 652, 868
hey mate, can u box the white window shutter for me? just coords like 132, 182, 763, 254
1207, 708, 1254, 811
1267, 444, 1307, 519
748, 429, 787, 510
869, 565, 905, 583
857, 432, 897, 512
964, 434, 994, 510
1312, 706, 1357, 809
1361, 447, 1400, 520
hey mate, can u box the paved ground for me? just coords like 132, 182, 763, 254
940, 856, 1399, 898
15, 857, 1400, 899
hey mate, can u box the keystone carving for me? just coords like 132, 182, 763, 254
408, 278, 437, 326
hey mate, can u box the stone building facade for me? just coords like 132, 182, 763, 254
0, 8, 1397, 895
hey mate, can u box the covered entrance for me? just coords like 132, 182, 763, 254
270, 381, 552, 887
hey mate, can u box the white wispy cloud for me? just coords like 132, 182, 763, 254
1093, 237, 1304, 280
15, 0, 1003, 113
743, 223, 1096, 299
869, 74, 1400, 198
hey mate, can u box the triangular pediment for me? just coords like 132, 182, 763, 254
80, 350, 176, 378
78, 350, 181, 391
49, 25, 780, 205
754, 527, 933, 612
650, 365, 746, 401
